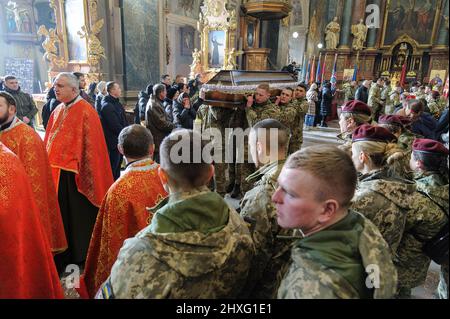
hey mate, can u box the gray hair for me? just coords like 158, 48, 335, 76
118, 125, 154, 158
96, 81, 106, 94
153, 83, 166, 98
56, 72, 80, 93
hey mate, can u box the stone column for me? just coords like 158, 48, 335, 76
351, 0, 366, 24
435, 0, 449, 47
339, 0, 353, 48
366, 0, 380, 48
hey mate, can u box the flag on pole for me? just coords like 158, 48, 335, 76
321, 53, 328, 84
330, 53, 338, 89
310, 56, 316, 85
400, 53, 408, 88
315, 53, 322, 84
352, 52, 359, 81
305, 56, 311, 84
301, 55, 307, 82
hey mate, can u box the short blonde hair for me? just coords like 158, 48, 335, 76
257, 83, 270, 93
285, 145, 357, 208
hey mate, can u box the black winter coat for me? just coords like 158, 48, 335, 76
355, 86, 369, 104
320, 87, 333, 116
99, 95, 128, 151
172, 99, 197, 129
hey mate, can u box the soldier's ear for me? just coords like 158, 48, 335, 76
318, 199, 339, 224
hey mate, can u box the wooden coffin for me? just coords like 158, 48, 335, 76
202, 70, 299, 108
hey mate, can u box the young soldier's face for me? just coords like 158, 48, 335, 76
294, 87, 306, 99
280, 89, 293, 104
272, 168, 325, 232
255, 88, 270, 104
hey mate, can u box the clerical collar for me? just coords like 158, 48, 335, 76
64, 95, 82, 108
0, 119, 13, 131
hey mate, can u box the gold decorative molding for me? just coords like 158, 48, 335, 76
242, 1, 291, 20
37, 25, 66, 70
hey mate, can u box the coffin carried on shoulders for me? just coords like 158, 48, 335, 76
202, 70, 299, 108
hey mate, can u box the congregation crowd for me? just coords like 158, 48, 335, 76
0, 70, 448, 299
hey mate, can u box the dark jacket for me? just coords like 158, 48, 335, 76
99, 94, 128, 151
146, 96, 175, 152
435, 108, 449, 142
411, 113, 437, 140
81, 90, 95, 107
95, 93, 105, 113
42, 87, 61, 129
163, 98, 174, 123
320, 87, 333, 116
135, 91, 150, 124
3, 86, 38, 124
173, 98, 197, 129
355, 85, 369, 104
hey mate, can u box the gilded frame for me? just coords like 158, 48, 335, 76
380, 0, 443, 49
202, 25, 229, 72
56, 0, 90, 64
242, 15, 259, 50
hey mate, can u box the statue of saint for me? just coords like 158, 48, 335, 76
351, 19, 368, 50
325, 17, 340, 50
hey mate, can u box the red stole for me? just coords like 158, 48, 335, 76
81, 158, 167, 298
0, 118, 67, 253
0, 143, 64, 298
44, 97, 113, 207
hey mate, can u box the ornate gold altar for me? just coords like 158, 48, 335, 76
37, 0, 106, 86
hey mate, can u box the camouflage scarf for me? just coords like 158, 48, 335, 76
149, 187, 230, 234
296, 212, 373, 299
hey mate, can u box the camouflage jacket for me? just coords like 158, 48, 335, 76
240, 160, 294, 298
395, 173, 449, 290
277, 100, 305, 154
337, 131, 353, 154
428, 99, 446, 119
246, 100, 279, 128
343, 85, 357, 102
277, 211, 397, 299
351, 169, 416, 256
368, 84, 383, 109
381, 86, 392, 105
96, 189, 254, 299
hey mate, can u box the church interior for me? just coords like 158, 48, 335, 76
0, 0, 449, 300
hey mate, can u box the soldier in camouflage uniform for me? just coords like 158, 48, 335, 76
378, 115, 420, 179
381, 80, 392, 114
342, 80, 358, 103
368, 78, 385, 122
350, 125, 414, 255
337, 100, 372, 154
427, 91, 445, 120
229, 83, 281, 197
96, 130, 254, 298
401, 139, 449, 299
274, 88, 303, 154
293, 84, 308, 150
239, 120, 293, 298
275, 145, 397, 299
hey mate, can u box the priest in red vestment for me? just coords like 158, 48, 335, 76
0, 142, 64, 298
44, 72, 114, 273
0, 91, 67, 254
81, 125, 167, 298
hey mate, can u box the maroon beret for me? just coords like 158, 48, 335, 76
378, 115, 409, 127
341, 100, 372, 116
352, 124, 397, 143
412, 138, 449, 155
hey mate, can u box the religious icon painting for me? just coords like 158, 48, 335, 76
208, 30, 225, 68
181, 26, 196, 56
2, 0, 37, 42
